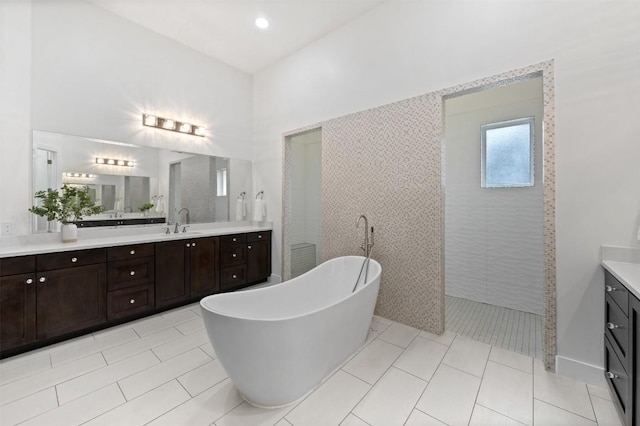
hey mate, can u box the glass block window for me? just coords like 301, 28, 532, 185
481, 117, 534, 188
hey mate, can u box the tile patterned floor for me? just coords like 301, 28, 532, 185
0, 303, 622, 426
445, 296, 544, 359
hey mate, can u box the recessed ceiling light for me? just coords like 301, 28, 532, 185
255, 17, 269, 29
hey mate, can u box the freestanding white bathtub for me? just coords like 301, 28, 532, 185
200, 255, 382, 408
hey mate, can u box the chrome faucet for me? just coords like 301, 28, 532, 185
174, 221, 180, 234
178, 208, 190, 225
356, 214, 373, 257
354, 214, 375, 292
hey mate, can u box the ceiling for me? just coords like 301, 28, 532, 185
86, 0, 386, 74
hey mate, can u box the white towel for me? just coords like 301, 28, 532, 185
235, 198, 245, 221
253, 199, 265, 222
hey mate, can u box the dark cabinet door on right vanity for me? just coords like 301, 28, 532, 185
631, 294, 639, 426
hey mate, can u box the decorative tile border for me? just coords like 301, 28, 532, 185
281, 60, 556, 370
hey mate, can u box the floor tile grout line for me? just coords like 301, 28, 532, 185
533, 396, 600, 424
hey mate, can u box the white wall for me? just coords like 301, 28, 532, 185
0, 0, 32, 236
445, 79, 544, 315
0, 0, 253, 236
253, 1, 640, 380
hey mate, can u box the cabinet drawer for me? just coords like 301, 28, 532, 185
220, 246, 246, 267
107, 285, 154, 321
605, 336, 629, 417
220, 234, 246, 247
108, 256, 155, 291
107, 244, 154, 261
0, 256, 36, 276
247, 231, 271, 242
220, 265, 247, 289
606, 294, 629, 362
37, 248, 106, 271
605, 270, 629, 316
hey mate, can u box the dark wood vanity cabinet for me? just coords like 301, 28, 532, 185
35, 249, 107, 340
155, 236, 219, 307
107, 244, 155, 320
0, 256, 37, 351
1, 229, 269, 357
1, 250, 107, 353
219, 231, 271, 291
604, 270, 640, 426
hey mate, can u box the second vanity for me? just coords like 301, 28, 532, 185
0, 223, 272, 358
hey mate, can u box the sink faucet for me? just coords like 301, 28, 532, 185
174, 221, 180, 234
178, 208, 190, 225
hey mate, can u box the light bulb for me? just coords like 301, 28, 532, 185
255, 17, 269, 29
163, 119, 175, 130
143, 114, 158, 126
179, 123, 192, 133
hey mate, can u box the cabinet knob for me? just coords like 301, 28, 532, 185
130, 250, 135, 255
606, 322, 620, 330
192, 242, 196, 247
71, 257, 78, 263
130, 271, 136, 276
186, 243, 191, 247
258, 235, 262, 239
605, 285, 619, 292
232, 238, 237, 242
38, 277, 46, 283
606, 371, 618, 379
25, 278, 33, 285
232, 253, 237, 258
129, 299, 135, 304
248, 245, 252, 250
232, 274, 237, 279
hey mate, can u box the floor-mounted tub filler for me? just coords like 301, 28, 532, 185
200, 255, 382, 408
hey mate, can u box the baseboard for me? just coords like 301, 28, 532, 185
555, 355, 606, 387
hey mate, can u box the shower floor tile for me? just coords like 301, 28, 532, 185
445, 295, 544, 359
0, 302, 619, 426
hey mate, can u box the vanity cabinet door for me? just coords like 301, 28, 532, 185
246, 240, 271, 284
0, 273, 36, 351
189, 237, 219, 298
155, 240, 189, 308
246, 230, 271, 284
631, 294, 639, 426
36, 263, 106, 339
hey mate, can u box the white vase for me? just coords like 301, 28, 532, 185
61, 223, 78, 243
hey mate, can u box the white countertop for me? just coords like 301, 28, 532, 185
0, 221, 272, 258
601, 245, 640, 300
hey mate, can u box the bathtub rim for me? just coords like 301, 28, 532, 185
200, 255, 381, 323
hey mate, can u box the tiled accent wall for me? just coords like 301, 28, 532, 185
282, 60, 556, 369
322, 92, 444, 332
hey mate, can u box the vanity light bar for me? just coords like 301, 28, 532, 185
63, 172, 96, 178
142, 114, 205, 137
95, 158, 135, 167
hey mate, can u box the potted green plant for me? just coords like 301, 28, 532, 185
138, 202, 154, 216
29, 184, 103, 242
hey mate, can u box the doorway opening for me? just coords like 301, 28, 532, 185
282, 127, 322, 281
444, 77, 545, 359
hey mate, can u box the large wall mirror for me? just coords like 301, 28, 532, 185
32, 130, 253, 232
